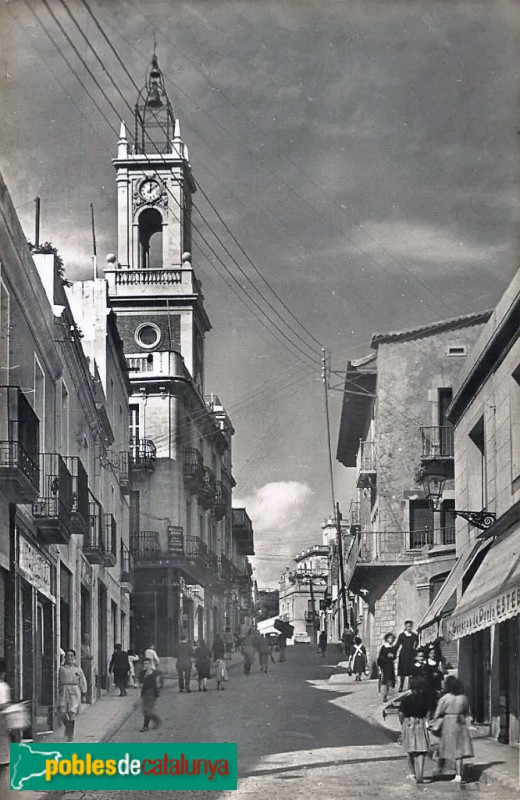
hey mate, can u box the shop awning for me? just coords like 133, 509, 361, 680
446, 523, 520, 641
417, 539, 492, 643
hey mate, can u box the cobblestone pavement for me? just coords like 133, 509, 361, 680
55, 646, 518, 800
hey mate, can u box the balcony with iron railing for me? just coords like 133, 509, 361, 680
356, 440, 377, 489
129, 438, 156, 471
103, 513, 118, 568
347, 526, 457, 574
120, 542, 134, 593
183, 447, 204, 493
129, 530, 215, 580
126, 351, 192, 382
83, 492, 105, 564
199, 466, 217, 510
421, 425, 454, 461
32, 454, 73, 544
65, 456, 89, 536
0, 386, 40, 502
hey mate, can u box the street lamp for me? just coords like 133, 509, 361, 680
417, 465, 496, 533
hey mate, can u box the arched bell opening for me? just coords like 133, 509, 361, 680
138, 208, 163, 269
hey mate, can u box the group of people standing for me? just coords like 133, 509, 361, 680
372, 620, 473, 784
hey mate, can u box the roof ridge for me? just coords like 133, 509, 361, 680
371, 309, 493, 347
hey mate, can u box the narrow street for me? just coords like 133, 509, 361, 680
72, 647, 513, 800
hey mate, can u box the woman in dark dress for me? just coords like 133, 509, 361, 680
377, 632, 397, 702
396, 620, 419, 691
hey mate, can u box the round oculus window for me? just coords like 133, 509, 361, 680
135, 322, 161, 349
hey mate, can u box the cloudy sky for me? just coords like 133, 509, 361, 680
1, 0, 519, 586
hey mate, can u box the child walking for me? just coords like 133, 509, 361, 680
399, 675, 431, 784
139, 657, 162, 732
215, 658, 228, 690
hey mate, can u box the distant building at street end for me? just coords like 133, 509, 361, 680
431, 268, 519, 748
279, 544, 329, 643
336, 310, 491, 673
255, 589, 279, 623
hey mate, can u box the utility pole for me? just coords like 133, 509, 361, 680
322, 348, 349, 633
336, 503, 349, 630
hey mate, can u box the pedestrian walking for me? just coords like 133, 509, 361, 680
144, 643, 160, 670
399, 675, 431, 784
268, 636, 276, 664
139, 657, 162, 732
377, 632, 397, 702
341, 624, 355, 658
223, 627, 234, 660
425, 642, 444, 695
233, 631, 241, 652
109, 643, 130, 696
127, 647, 140, 688
396, 620, 419, 691
318, 630, 328, 658
175, 634, 193, 693
242, 629, 256, 675
58, 649, 87, 742
430, 675, 474, 784
277, 632, 287, 663
215, 657, 228, 690
350, 636, 367, 681
194, 639, 212, 692
257, 635, 270, 673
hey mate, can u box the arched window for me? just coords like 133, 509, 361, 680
138, 208, 163, 268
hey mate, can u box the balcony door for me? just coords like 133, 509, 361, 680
438, 388, 453, 455
409, 500, 433, 550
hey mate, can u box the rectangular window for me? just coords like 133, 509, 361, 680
129, 405, 140, 442
0, 281, 9, 374
440, 499, 456, 545
512, 366, 520, 482
409, 500, 434, 550
129, 491, 140, 536
447, 345, 466, 357
468, 416, 486, 509
34, 356, 45, 454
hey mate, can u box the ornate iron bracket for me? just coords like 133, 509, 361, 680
453, 510, 496, 531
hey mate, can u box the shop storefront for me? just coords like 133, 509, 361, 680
15, 528, 57, 734
446, 518, 520, 745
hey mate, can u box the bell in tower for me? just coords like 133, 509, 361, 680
134, 55, 175, 155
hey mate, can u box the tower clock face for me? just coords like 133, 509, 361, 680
139, 178, 162, 202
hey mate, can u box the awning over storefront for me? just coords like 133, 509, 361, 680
446, 524, 520, 641
417, 539, 492, 643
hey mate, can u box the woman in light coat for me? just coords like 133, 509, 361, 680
58, 649, 87, 742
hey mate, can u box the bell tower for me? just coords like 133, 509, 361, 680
107, 54, 210, 391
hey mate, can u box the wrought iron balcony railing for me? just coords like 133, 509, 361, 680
0, 386, 40, 502
421, 426, 454, 459
32, 453, 73, 544
129, 438, 156, 470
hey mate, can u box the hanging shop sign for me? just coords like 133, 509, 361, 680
167, 526, 184, 555
18, 535, 55, 600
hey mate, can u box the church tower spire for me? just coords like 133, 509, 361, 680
134, 55, 176, 155
107, 52, 209, 394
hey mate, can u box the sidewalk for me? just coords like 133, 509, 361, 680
14, 652, 245, 799
329, 660, 519, 793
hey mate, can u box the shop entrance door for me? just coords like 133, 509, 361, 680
35, 598, 53, 733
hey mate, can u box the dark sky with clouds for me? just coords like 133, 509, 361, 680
1, 0, 519, 585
